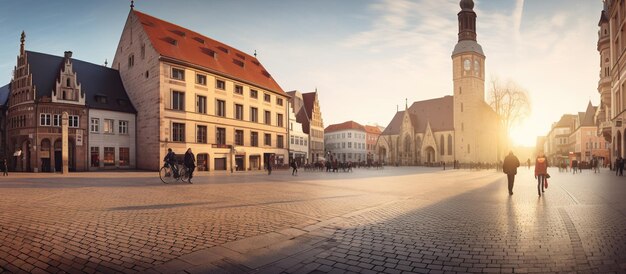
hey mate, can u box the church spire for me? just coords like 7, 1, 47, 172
458, 0, 477, 42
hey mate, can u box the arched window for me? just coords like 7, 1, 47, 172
404, 135, 411, 153
448, 135, 453, 155
440, 135, 445, 155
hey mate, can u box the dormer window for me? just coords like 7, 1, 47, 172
95, 95, 107, 104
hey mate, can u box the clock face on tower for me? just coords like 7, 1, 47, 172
463, 59, 471, 71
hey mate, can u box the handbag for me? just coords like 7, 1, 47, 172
546, 173, 551, 179
544, 178, 548, 189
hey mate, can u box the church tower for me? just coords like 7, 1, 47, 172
452, 0, 485, 163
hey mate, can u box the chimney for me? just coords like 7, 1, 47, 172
64, 51, 73, 59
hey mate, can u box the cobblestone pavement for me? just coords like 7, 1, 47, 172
0, 167, 625, 273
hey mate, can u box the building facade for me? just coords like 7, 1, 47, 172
377, 0, 499, 166
287, 90, 325, 163
364, 125, 382, 162
88, 109, 137, 170
543, 115, 576, 165
288, 101, 309, 166
6, 33, 136, 172
324, 121, 368, 163
113, 9, 289, 171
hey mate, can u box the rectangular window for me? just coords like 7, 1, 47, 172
216, 79, 225, 90
68, 115, 79, 128
197, 95, 207, 114
348, 142, 352, 148
90, 118, 99, 133
172, 67, 185, 80
277, 113, 283, 127
172, 91, 185, 111
234, 84, 243, 95
40, 113, 51, 126
264, 111, 271, 125
251, 131, 259, 147
197, 125, 207, 143
235, 104, 244, 120
119, 147, 130, 167
53, 114, 61, 127
250, 89, 258, 98
172, 122, 185, 142
118, 120, 128, 135
348, 133, 352, 138
264, 133, 271, 146
104, 147, 115, 166
216, 127, 226, 145
90, 147, 99, 167
196, 74, 207, 85
276, 98, 283, 106
277, 135, 284, 148
216, 100, 226, 117
290, 136, 294, 144
250, 107, 258, 122
264, 93, 271, 102
103, 119, 114, 134
235, 130, 244, 146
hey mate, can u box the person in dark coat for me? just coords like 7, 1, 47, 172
2, 158, 7, 176
290, 160, 298, 176
502, 151, 520, 195
183, 148, 196, 183
535, 152, 549, 196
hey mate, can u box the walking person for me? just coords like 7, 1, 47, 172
572, 160, 578, 174
527, 158, 531, 169
620, 157, 624, 176
267, 155, 274, 175
535, 152, 549, 197
183, 148, 195, 183
290, 160, 298, 176
615, 157, 620, 176
2, 158, 7, 176
502, 151, 520, 196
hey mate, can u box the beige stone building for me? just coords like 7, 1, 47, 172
287, 90, 325, 163
377, 0, 499, 165
113, 9, 289, 171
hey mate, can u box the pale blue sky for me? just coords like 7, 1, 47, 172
0, 0, 603, 146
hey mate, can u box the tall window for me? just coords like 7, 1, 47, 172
197, 95, 207, 114
53, 114, 61, 127
104, 119, 114, 134
40, 113, 51, 126
235, 104, 244, 120
276, 98, 283, 106
264, 93, 271, 102
264, 111, 271, 125
250, 107, 258, 122
250, 89, 258, 99
216, 79, 225, 90
172, 123, 185, 142
234, 85, 243, 95
447, 135, 453, 156
277, 113, 283, 127
172, 67, 185, 80
235, 130, 244, 146
119, 147, 130, 167
196, 74, 207, 85
172, 91, 185, 111
216, 127, 226, 145
277, 135, 284, 148
216, 100, 226, 117
68, 115, 79, 128
104, 147, 115, 166
119, 120, 128, 135
440, 135, 445, 155
251, 131, 259, 147
197, 125, 207, 143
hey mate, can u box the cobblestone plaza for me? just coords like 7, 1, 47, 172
1, 167, 625, 273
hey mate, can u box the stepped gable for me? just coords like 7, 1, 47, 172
133, 10, 285, 95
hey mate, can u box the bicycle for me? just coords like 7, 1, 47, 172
159, 162, 191, 184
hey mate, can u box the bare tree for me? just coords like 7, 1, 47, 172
488, 77, 531, 151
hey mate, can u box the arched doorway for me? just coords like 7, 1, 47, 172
19, 140, 31, 172
425, 146, 436, 164
617, 131, 622, 158
378, 147, 387, 164
54, 139, 62, 172
40, 139, 51, 172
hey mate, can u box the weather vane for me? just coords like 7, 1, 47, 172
131, 0, 134, 9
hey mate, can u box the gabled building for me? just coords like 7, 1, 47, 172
324, 121, 367, 163
569, 102, 610, 165
6, 32, 136, 172
544, 114, 577, 165
288, 101, 308, 166
287, 90, 325, 163
113, 8, 289, 171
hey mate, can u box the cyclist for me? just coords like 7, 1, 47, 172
163, 148, 179, 178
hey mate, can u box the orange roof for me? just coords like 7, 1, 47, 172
325, 121, 365, 133
133, 10, 285, 95
364, 125, 382, 134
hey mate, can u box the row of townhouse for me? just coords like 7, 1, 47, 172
0, 7, 325, 172
324, 121, 382, 163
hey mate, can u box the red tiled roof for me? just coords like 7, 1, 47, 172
325, 121, 365, 133
133, 10, 285, 95
364, 125, 381, 134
